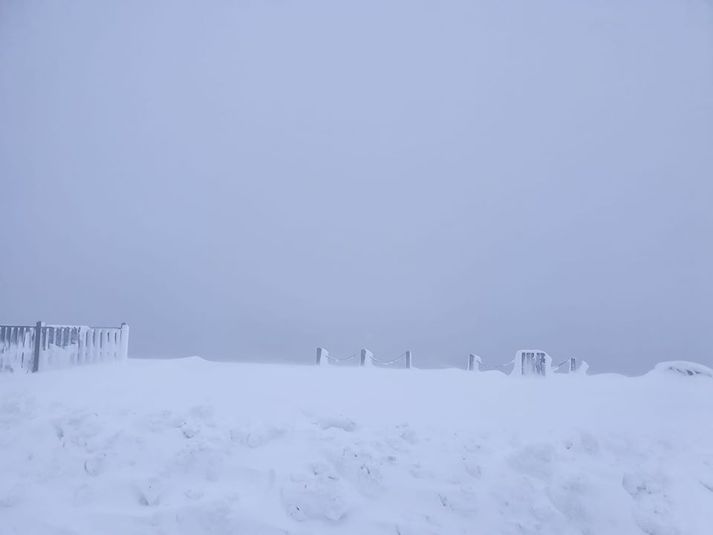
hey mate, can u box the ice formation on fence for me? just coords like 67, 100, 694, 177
316, 347, 412, 368
0, 325, 35, 372
316, 347, 588, 377
0, 322, 129, 373
511, 349, 553, 377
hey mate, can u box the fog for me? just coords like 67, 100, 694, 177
1, 0, 712, 373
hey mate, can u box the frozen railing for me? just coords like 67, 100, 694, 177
466, 350, 588, 376
0, 322, 129, 373
512, 349, 553, 376
316, 347, 412, 369
365, 349, 412, 369
315, 346, 588, 375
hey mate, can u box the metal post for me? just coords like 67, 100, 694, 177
316, 347, 327, 365
86, 327, 91, 363
468, 353, 481, 371
91, 329, 97, 362
77, 327, 84, 364
360, 348, 373, 367
405, 350, 412, 369
32, 321, 44, 373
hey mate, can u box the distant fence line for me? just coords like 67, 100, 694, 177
317, 347, 587, 376
0, 322, 129, 373
316, 347, 413, 369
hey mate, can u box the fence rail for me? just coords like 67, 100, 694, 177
316, 347, 587, 376
0, 322, 129, 373
316, 347, 413, 369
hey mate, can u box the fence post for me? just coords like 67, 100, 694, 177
569, 357, 576, 373
360, 348, 373, 367
32, 321, 44, 373
405, 350, 412, 369
316, 347, 327, 366
468, 353, 481, 371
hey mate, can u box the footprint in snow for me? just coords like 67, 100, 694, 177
281, 462, 353, 522
230, 423, 286, 448
622, 472, 680, 535
135, 477, 165, 507
314, 415, 357, 432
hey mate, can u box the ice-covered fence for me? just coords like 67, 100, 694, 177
0, 322, 129, 373
0, 325, 35, 373
316, 347, 412, 368
315, 348, 361, 366
512, 349, 552, 377
366, 349, 412, 369
467, 351, 589, 376
552, 357, 588, 374
553, 357, 577, 373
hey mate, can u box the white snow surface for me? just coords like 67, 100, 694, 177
1, 358, 712, 535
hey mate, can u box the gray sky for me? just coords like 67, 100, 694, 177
1, 0, 712, 374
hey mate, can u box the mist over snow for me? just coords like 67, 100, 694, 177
1, 0, 712, 372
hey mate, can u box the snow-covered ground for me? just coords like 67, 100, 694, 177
1, 358, 711, 535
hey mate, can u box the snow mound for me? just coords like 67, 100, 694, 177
649, 360, 713, 378
0, 359, 711, 535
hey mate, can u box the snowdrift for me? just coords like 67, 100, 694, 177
1, 358, 711, 534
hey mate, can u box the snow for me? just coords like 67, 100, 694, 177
1, 358, 712, 534
650, 361, 713, 379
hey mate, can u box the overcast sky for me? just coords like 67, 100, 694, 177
1, 0, 712, 373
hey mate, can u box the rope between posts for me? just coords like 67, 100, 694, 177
326, 352, 359, 362
369, 351, 408, 366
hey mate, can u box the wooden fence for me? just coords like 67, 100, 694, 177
0, 322, 129, 373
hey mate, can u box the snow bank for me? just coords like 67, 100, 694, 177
1, 358, 711, 534
649, 360, 713, 379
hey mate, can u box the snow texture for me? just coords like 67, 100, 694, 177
0, 358, 711, 534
